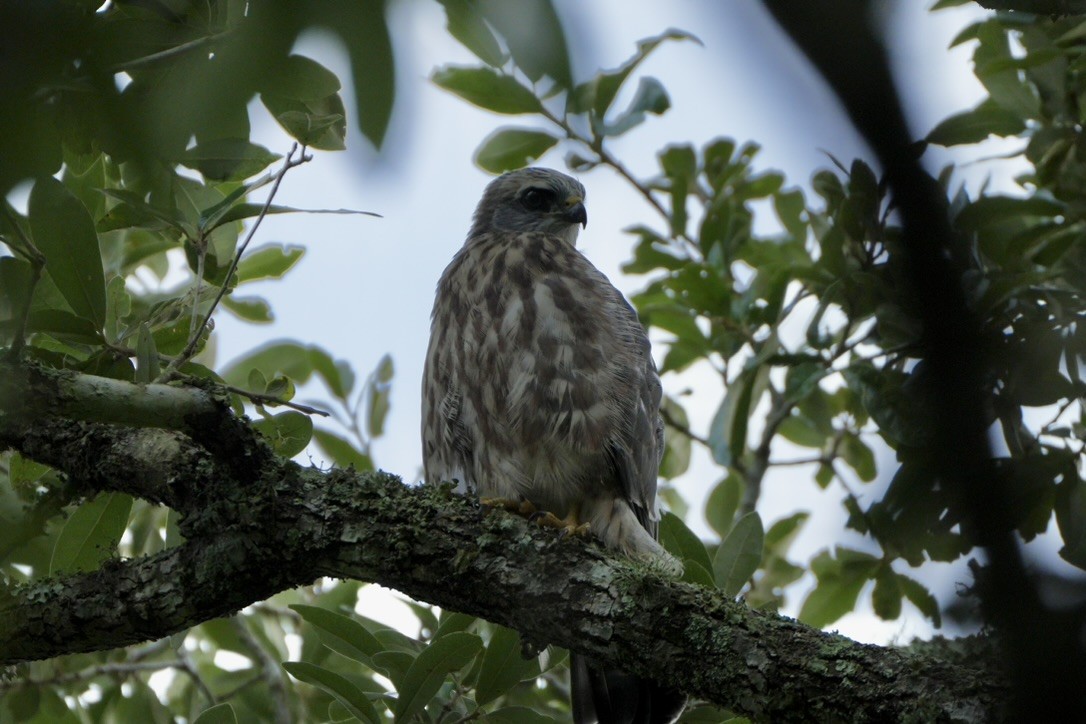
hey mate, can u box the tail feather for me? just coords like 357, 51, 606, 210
570, 652, 686, 724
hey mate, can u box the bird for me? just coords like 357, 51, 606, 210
421, 167, 686, 724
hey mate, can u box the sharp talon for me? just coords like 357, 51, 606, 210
529, 511, 566, 529
557, 522, 591, 540
480, 497, 540, 519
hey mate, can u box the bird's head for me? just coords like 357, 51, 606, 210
469, 167, 588, 246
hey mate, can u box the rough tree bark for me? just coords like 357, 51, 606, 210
0, 360, 1009, 722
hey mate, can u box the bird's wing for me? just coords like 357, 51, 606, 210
606, 290, 664, 537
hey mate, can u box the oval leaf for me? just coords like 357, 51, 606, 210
253, 411, 313, 458
291, 604, 383, 665
475, 626, 540, 706
475, 128, 559, 174
192, 703, 238, 724
433, 66, 542, 114
394, 632, 483, 721
313, 429, 374, 470
237, 244, 305, 283
712, 511, 764, 596
50, 493, 133, 574
282, 661, 380, 724
29, 176, 107, 328
180, 140, 282, 182
658, 511, 713, 575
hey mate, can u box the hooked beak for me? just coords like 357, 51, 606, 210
563, 196, 588, 228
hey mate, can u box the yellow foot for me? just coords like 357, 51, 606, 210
479, 497, 536, 517
529, 511, 591, 538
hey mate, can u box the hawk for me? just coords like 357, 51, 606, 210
421, 167, 685, 724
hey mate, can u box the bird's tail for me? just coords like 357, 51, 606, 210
570, 652, 686, 724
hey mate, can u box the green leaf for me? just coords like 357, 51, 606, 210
222, 295, 273, 323
432, 66, 542, 114
474, 128, 559, 173
705, 476, 741, 538
261, 93, 347, 151
777, 414, 826, 449
237, 244, 305, 283
313, 429, 374, 470
774, 188, 808, 241
435, 611, 476, 639
659, 396, 691, 479
840, 434, 877, 482
659, 511, 713, 575
438, 0, 505, 66
708, 366, 768, 467
50, 493, 133, 574
333, 2, 396, 148
180, 140, 282, 182
871, 565, 902, 620
712, 512, 764, 596
394, 631, 483, 721
799, 548, 880, 629
926, 98, 1026, 146
192, 703, 238, 724
25, 309, 104, 344
954, 195, 1064, 231
366, 353, 394, 438
29, 176, 107, 328
475, 0, 573, 87
600, 76, 671, 137
282, 662, 380, 724
570, 29, 698, 118
291, 604, 383, 665
1056, 474, 1086, 570
253, 411, 313, 458
899, 574, 942, 627
222, 341, 354, 401
475, 626, 540, 705
264, 55, 342, 100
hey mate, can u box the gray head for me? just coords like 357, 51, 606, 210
468, 167, 588, 246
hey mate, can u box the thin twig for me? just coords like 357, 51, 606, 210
159, 144, 312, 381
230, 616, 292, 724
177, 646, 217, 706
769, 455, 829, 467
0, 660, 178, 691
224, 384, 331, 417
110, 31, 233, 73
660, 405, 710, 448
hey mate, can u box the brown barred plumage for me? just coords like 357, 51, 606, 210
421, 168, 684, 724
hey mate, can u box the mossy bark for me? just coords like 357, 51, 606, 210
0, 362, 1009, 721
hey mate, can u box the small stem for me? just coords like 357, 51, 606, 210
190, 243, 207, 340
110, 31, 232, 73
769, 455, 829, 467
0, 660, 180, 691
660, 405, 710, 449
231, 616, 292, 724
159, 144, 312, 381
223, 383, 331, 417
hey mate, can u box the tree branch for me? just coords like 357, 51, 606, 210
0, 374, 1010, 721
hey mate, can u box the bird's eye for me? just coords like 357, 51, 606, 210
521, 188, 553, 211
